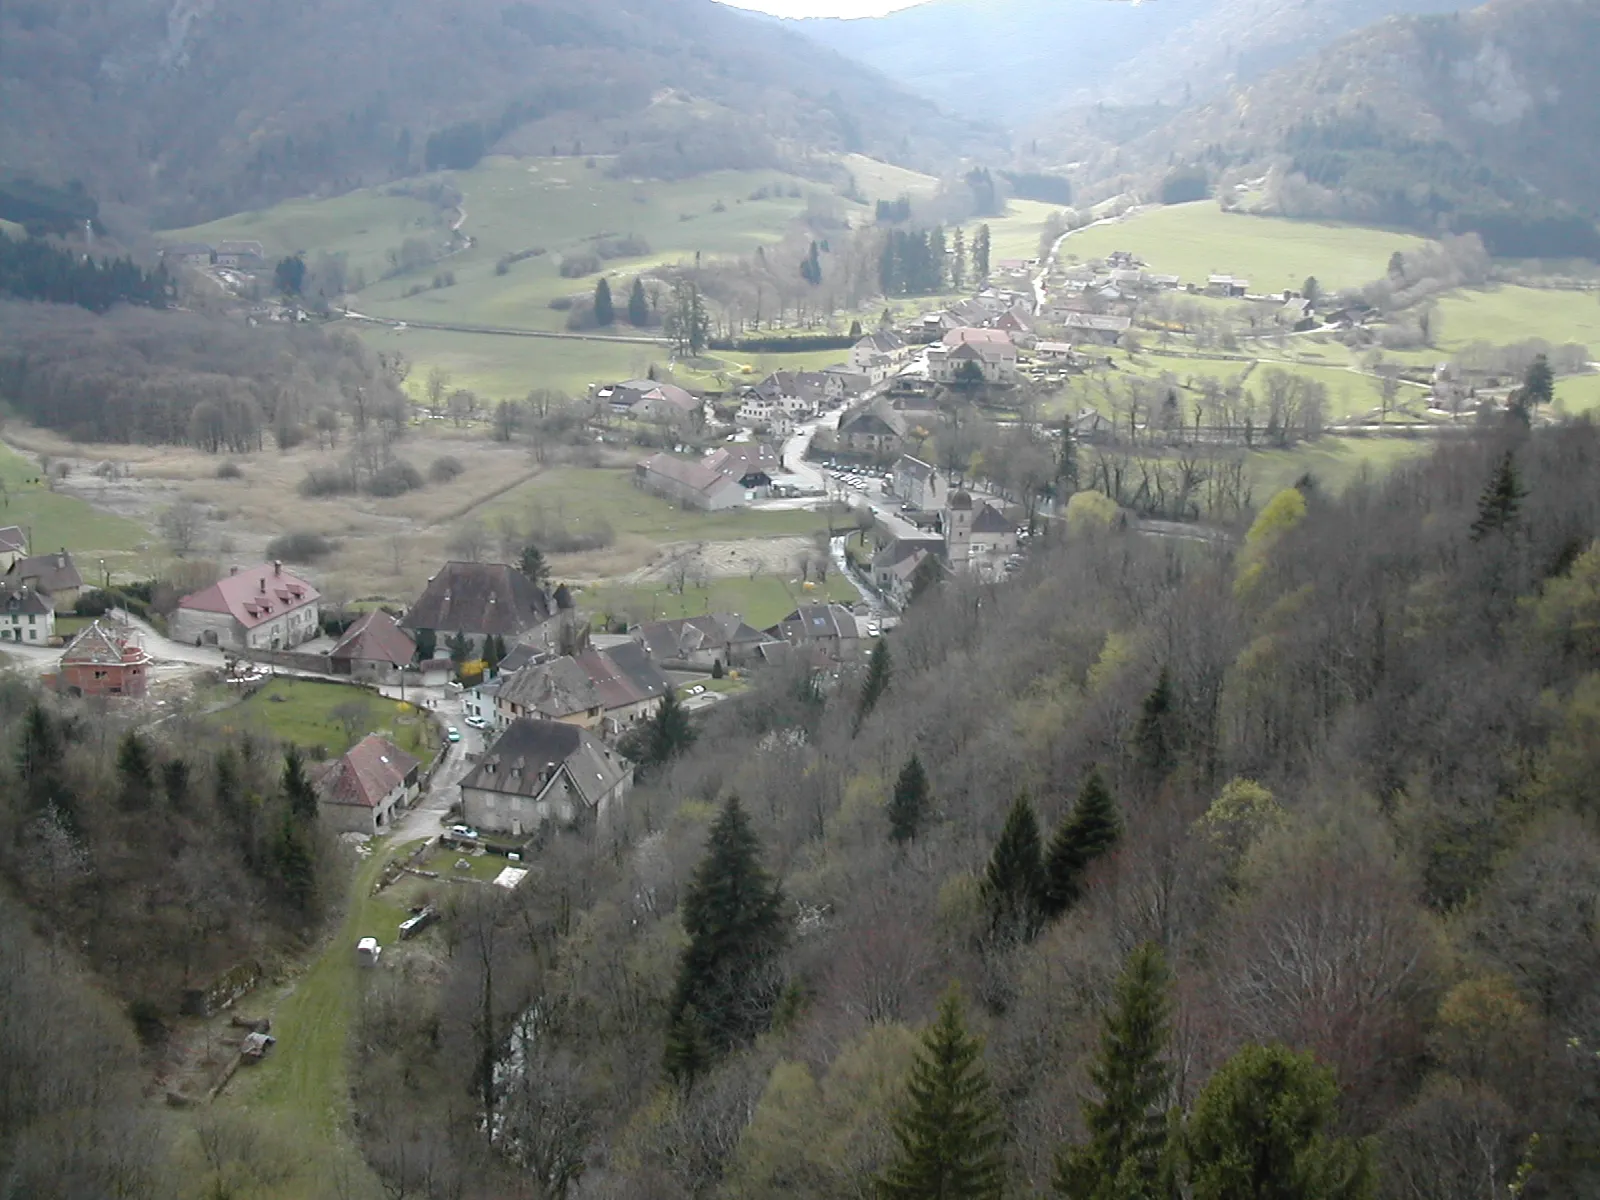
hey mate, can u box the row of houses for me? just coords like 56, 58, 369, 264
159, 240, 267, 269
633, 441, 784, 511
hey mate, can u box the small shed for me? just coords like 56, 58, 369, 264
240, 1032, 277, 1061
356, 937, 383, 967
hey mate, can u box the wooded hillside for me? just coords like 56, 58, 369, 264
353, 413, 1600, 1196
0, 0, 980, 228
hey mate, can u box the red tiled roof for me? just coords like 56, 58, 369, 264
330, 610, 416, 667
317, 735, 419, 809
179, 564, 320, 630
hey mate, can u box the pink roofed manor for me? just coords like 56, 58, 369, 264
170, 562, 322, 651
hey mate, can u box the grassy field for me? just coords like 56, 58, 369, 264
1245, 435, 1435, 499
215, 840, 414, 1199
214, 678, 437, 763
0, 439, 151, 567
1555, 371, 1600, 413
1060, 204, 1435, 294
165, 187, 445, 286
585, 571, 859, 629
349, 158, 823, 332
481, 465, 833, 545
1433, 284, 1600, 352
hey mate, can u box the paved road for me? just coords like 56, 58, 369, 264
389, 693, 487, 843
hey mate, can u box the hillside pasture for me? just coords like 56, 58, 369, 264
164, 187, 445, 285
0, 439, 151, 571
1433, 284, 1600, 353
1059, 203, 1435, 294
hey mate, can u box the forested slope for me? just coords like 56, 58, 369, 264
0, 0, 979, 228
363, 415, 1600, 1195
1097, 0, 1600, 256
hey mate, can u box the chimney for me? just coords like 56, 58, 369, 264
274, 560, 282, 576
56, 551, 65, 569
230, 565, 239, 576
259, 577, 267, 594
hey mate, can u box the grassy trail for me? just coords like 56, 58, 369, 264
212, 839, 421, 1197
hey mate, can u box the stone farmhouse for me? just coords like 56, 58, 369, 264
401, 562, 559, 658
315, 734, 421, 836
632, 612, 776, 669
5, 548, 84, 613
0, 579, 53, 646
460, 718, 632, 838
171, 562, 321, 650
329, 610, 417, 681
634, 452, 748, 511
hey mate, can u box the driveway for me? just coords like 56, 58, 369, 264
389, 693, 487, 843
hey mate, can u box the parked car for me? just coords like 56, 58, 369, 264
446, 726, 461, 743
689, 684, 707, 696
464, 715, 487, 730
449, 824, 479, 840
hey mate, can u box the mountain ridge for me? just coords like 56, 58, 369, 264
0, 0, 985, 229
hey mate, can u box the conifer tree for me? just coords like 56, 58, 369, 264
282, 745, 319, 822
888, 753, 930, 844
1043, 769, 1121, 918
16, 701, 63, 810
414, 628, 436, 663
1471, 450, 1525, 542
876, 985, 1007, 1200
1186, 1044, 1373, 1200
664, 795, 786, 1084
116, 731, 156, 811
593, 277, 615, 326
981, 795, 1046, 943
974, 223, 992, 280
1134, 667, 1178, 782
1054, 942, 1175, 1200
1522, 353, 1554, 409
952, 227, 968, 290
855, 638, 892, 736
850, 318, 863, 338
272, 809, 317, 913
162, 757, 191, 811
519, 543, 549, 586
627, 277, 649, 326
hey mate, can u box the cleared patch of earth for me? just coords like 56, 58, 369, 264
610, 537, 818, 585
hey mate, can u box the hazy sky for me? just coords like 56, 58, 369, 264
714, 0, 929, 17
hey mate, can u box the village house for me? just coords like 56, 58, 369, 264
941, 490, 1017, 571
5, 548, 84, 612
850, 331, 908, 383
928, 326, 1019, 384
171, 562, 321, 650
49, 620, 150, 698
401, 561, 559, 659
0, 579, 54, 645
215, 240, 266, 269
495, 644, 670, 731
635, 452, 749, 511
1207, 275, 1250, 298
315, 734, 420, 837
1058, 312, 1133, 347
704, 443, 781, 495
770, 603, 868, 661
835, 404, 907, 461
459, 718, 632, 838
160, 242, 213, 267
464, 677, 501, 728
632, 612, 776, 669
734, 393, 793, 435
874, 543, 941, 608
599, 380, 703, 426
328, 610, 417, 681
891, 455, 947, 511
0, 526, 26, 572
743, 371, 833, 422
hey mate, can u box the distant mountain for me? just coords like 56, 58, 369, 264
0, 0, 983, 229
1096, 0, 1600, 257
791, 0, 1466, 125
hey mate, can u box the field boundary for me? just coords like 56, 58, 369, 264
340, 309, 668, 347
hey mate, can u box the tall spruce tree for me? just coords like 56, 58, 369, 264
664, 795, 786, 1085
1471, 450, 1525, 542
876, 985, 1007, 1200
973, 224, 992, 280
1522, 353, 1554, 409
952, 226, 968, 290
283, 746, 319, 822
855, 638, 892, 736
888, 753, 930, 844
116, 731, 157, 812
1134, 668, 1178, 782
1053, 942, 1175, 1200
627, 277, 649, 326
593, 277, 615, 326
981, 795, 1046, 943
625, 689, 697, 774
1043, 769, 1121, 918
1186, 1044, 1374, 1200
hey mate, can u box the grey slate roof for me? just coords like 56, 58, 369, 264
462, 718, 629, 810
401, 562, 553, 637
